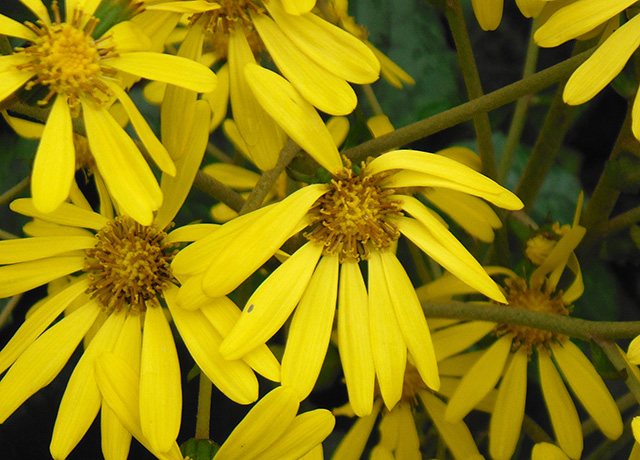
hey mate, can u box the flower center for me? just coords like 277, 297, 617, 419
496, 277, 571, 355
305, 163, 401, 262
84, 217, 177, 315
400, 363, 426, 403
16, 2, 115, 109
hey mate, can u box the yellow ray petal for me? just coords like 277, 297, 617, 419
532, 442, 571, 460
395, 402, 421, 459
31, 96, 74, 212
82, 101, 161, 225
2, 110, 44, 138
0, 13, 38, 40
106, 81, 175, 175
0, 279, 88, 375
244, 63, 343, 174
199, 295, 281, 382
145, 0, 221, 13
165, 287, 259, 404
156, 100, 210, 229
538, 351, 583, 459
107, 20, 152, 52
265, 0, 379, 84
202, 163, 260, 190
139, 305, 182, 453
431, 321, 495, 362
95, 353, 184, 460
228, 26, 285, 170
10, 198, 108, 230
0, 66, 36, 103
445, 335, 513, 422
0, 300, 100, 423
204, 62, 229, 132
551, 341, 623, 440
338, 261, 375, 417
397, 216, 506, 302
214, 387, 299, 460
564, 13, 640, 106
252, 409, 335, 460
326, 116, 350, 147
280, 0, 316, 15
471, 0, 503, 31
281, 254, 338, 398
201, 184, 327, 297
0, 256, 85, 298
50, 311, 126, 460
419, 391, 482, 459
331, 400, 382, 460
105, 52, 217, 93
367, 251, 406, 410
0, 236, 95, 264
252, 13, 357, 116
489, 348, 528, 460
378, 250, 439, 391
534, 0, 635, 47
166, 223, 217, 245
531, 225, 586, 287
220, 241, 323, 360
366, 42, 415, 90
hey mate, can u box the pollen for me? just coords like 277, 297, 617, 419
84, 217, 177, 315
305, 161, 402, 262
15, 1, 115, 110
496, 277, 571, 355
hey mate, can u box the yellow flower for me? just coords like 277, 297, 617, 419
534, 1, 640, 138
0, 0, 217, 224
0, 102, 279, 459
532, 442, 571, 460
96, 354, 334, 460
424, 225, 623, 460
173, 149, 522, 417
471, 0, 546, 31
330, 363, 482, 460
149, 0, 379, 172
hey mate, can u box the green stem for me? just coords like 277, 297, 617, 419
595, 338, 640, 405
343, 48, 594, 164
362, 85, 384, 116
522, 414, 553, 444
0, 294, 21, 330
0, 176, 29, 208
240, 139, 299, 215
422, 301, 640, 341
589, 205, 640, 241
445, 0, 497, 180
195, 372, 213, 440
498, 19, 539, 183
193, 170, 245, 213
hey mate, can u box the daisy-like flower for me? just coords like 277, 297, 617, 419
469, 0, 546, 31
173, 149, 522, 417
330, 363, 482, 460
0, 0, 217, 224
149, 0, 378, 172
534, 1, 640, 139
424, 222, 623, 460
96, 353, 334, 460
0, 102, 280, 460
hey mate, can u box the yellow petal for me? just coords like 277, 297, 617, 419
166, 223, 217, 245
265, 0, 380, 84
10, 198, 108, 230
252, 409, 335, 460
0, 279, 88, 375
139, 305, 182, 453
0, 13, 38, 40
366, 42, 415, 89
214, 387, 299, 460
538, 351, 583, 459
395, 403, 421, 459
534, 0, 635, 47
220, 241, 323, 360
367, 251, 406, 410
471, 0, 503, 31
445, 335, 513, 422
564, 14, 640, 106
629, 335, 640, 365
145, 0, 221, 13
431, 321, 495, 362
82, 101, 162, 225
244, 63, 343, 174
632, 85, 640, 142
419, 391, 482, 459
156, 100, 210, 229
0, 236, 95, 264
551, 341, 623, 440
202, 163, 260, 190
378, 250, 439, 391
0, 65, 36, 104
2, 110, 44, 138
201, 184, 327, 297
0, 256, 85, 298
106, 52, 217, 93
165, 287, 259, 404
0, 301, 99, 423
252, 13, 357, 116
107, 81, 176, 175
489, 348, 528, 460
326, 116, 350, 147
228, 26, 285, 171
281, 254, 339, 399
280, 0, 316, 15
204, 62, 229, 132
338, 261, 375, 417
331, 400, 382, 460
50, 312, 126, 460
531, 225, 586, 287
532, 442, 571, 460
